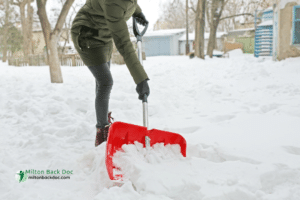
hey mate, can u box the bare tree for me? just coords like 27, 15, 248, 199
206, 0, 227, 58
154, 0, 196, 31
36, 0, 74, 83
50, 0, 83, 63
2, 0, 9, 62
205, 0, 272, 57
194, 0, 206, 59
218, 0, 272, 32
11, 0, 34, 63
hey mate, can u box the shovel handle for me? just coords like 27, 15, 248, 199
143, 94, 148, 128
133, 17, 148, 42
132, 18, 149, 128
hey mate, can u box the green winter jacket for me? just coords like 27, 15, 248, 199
71, 0, 148, 84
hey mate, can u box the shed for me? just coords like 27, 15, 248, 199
178, 32, 227, 55
142, 29, 185, 57
225, 28, 255, 54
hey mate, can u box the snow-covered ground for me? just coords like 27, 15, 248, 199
1, 50, 300, 200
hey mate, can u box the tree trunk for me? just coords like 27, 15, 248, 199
194, 0, 206, 59
206, 23, 217, 58
37, 0, 75, 83
2, 0, 9, 62
19, 2, 29, 63
48, 36, 63, 83
207, 0, 226, 58
12, 0, 34, 64
27, 0, 34, 55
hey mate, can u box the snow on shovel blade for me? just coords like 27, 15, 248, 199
105, 121, 187, 181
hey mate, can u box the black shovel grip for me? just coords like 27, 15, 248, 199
142, 94, 148, 103
133, 17, 148, 41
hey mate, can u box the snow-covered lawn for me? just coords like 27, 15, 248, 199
1, 50, 300, 200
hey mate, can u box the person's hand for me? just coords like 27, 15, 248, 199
136, 79, 150, 100
133, 12, 149, 26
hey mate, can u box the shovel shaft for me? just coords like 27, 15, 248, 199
143, 101, 148, 128
133, 17, 148, 129
137, 41, 143, 66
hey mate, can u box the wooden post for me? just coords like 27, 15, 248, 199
72, 54, 76, 66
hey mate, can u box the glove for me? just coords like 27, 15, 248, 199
133, 12, 149, 26
136, 79, 150, 100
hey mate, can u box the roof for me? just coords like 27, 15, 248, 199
228, 28, 255, 33
264, 7, 273, 12
179, 33, 195, 41
258, 20, 273, 27
179, 32, 227, 41
143, 29, 185, 37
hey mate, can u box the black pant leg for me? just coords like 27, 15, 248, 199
87, 62, 113, 128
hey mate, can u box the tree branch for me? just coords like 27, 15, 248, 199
53, 0, 74, 36
189, 6, 196, 13
220, 13, 254, 21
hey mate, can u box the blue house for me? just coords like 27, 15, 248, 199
142, 29, 185, 57
254, 1, 300, 60
254, 7, 274, 57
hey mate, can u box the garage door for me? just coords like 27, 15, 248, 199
144, 36, 171, 57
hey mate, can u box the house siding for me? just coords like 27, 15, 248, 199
274, 1, 300, 60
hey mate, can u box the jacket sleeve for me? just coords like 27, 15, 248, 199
134, 4, 142, 15
104, 0, 148, 84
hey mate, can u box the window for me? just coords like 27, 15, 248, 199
292, 5, 300, 45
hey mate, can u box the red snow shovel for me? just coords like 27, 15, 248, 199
105, 18, 187, 182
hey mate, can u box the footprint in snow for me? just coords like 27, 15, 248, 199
210, 115, 235, 123
283, 146, 300, 156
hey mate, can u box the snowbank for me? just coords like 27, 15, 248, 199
1, 52, 300, 199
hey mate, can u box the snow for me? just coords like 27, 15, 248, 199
179, 32, 227, 41
279, 0, 300, 9
258, 20, 273, 27
264, 7, 273, 12
143, 29, 185, 37
228, 28, 255, 33
178, 33, 195, 41
1, 51, 300, 199
58, 41, 74, 48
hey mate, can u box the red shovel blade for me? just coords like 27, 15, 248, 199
105, 121, 187, 181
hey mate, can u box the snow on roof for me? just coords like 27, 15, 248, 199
258, 20, 273, 27
279, 0, 300, 9
144, 29, 185, 37
33, 28, 43, 32
179, 32, 227, 41
228, 28, 255, 33
264, 7, 273, 12
179, 33, 195, 41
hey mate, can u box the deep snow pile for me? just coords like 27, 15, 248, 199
112, 143, 193, 198
1, 50, 300, 200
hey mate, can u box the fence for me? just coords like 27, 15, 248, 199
8, 53, 85, 67
236, 37, 255, 54
60, 54, 84, 66
224, 42, 244, 53
8, 51, 143, 67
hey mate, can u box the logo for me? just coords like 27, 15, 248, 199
15, 171, 28, 183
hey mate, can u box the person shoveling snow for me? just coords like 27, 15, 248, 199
71, 0, 150, 147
